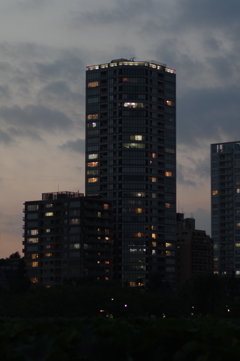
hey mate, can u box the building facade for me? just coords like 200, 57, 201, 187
211, 141, 240, 276
85, 59, 177, 286
23, 192, 113, 286
176, 213, 213, 288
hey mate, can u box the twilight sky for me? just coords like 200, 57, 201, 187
0, 0, 240, 257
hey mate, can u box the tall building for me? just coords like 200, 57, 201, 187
23, 192, 113, 286
176, 213, 213, 288
211, 141, 240, 276
85, 59, 176, 286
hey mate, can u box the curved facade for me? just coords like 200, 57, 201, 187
85, 59, 176, 286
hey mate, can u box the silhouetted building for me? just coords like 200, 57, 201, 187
211, 141, 240, 276
85, 59, 176, 286
176, 213, 214, 288
23, 192, 113, 286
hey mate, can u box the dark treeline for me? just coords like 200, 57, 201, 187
1, 271, 240, 318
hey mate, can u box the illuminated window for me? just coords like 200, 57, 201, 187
45, 253, 53, 257
105, 277, 110, 280
97, 261, 100, 264
27, 238, 38, 243
31, 254, 38, 259
152, 241, 157, 247
236, 189, 240, 193
103, 204, 109, 210
123, 102, 144, 108
97, 212, 101, 217
152, 250, 156, 255
166, 251, 171, 256
151, 225, 156, 230
87, 169, 98, 175
105, 261, 110, 264
135, 208, 143, 213
166, 243, 173, 248
236, 182, 240, 186
45, 245, 53, 249
45, 212, 54, 216
165, 203, 171, 208
165, 172, 172, 177
150, 177, 157, 182
87, 162, 98, 167
212, 190, 218, 195
46, 229, 51, 233
32, 262, 38, 267
45, 204, 53, 208
87, 114, 98, 120
30, 277, 38, 283
88, 154, 98, 159
123, 143, 145, 149
70, 218, 80, 224
88, 81, 99, 88
151, 152, 157, 158
151, 233, 157, 239
88, 177, 99, 183
130, 135, 143, 141
213, 257, 219, 262
69, 243, 80, 249
166, 100, 175, 106
134, 232, 144, 238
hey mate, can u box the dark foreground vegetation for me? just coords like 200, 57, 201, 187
2, 317, 240, 360
1, 272, 240, 359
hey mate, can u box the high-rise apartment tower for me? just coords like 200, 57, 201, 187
85, 59, 176, 286
211, 141, 240, 276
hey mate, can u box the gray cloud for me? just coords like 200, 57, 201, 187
177, 164, 196, 187
8, 127, 43, 141
60, 138, 85, 154
0, 129, 13, 145
0, 104, 73, 131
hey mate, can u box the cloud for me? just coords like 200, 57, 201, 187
8, 127, 43, 141
0, 104, 73, 131
177, 164, 196, 187
0, 129, 14, 145
60, 138, 85, 154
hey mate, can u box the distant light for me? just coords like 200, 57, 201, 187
192, 306, 195, 309
124, 304, 128, 308
87, 64, 91, 67
111, 298, 114, 301
227, 309, 230, 312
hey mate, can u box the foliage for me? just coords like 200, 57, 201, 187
0, 317, 240, 360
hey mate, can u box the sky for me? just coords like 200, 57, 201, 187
0, 0, 240, 257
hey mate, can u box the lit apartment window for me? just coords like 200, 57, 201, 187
165, 172, 172, 177
45, 253, 53, 257
130, 135, 143, 141
87, 169, 98, 175
27, 238, 39, 243
88, 81, 99, 87
212, 190, 218, 195
151, 152, 157, 158
166, 100, 175, 106
32, 262, 38, 267
150, 177, 157, 182
152, 241, 157, 247
87, 114, 98, 120
87, 162, 98, 167
236, 189, 240, 193
45, 212, 54, 216
151, 233, 157, 239
30, 277, 38, 283
31, 254, 38, 259
88, 177, 98, 183
166, 243, 173, 248
88, 154, 98, 159
103, 204, 109, 210
165, 203, 171, 208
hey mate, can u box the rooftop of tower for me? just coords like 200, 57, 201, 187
86, 59, 175, 73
